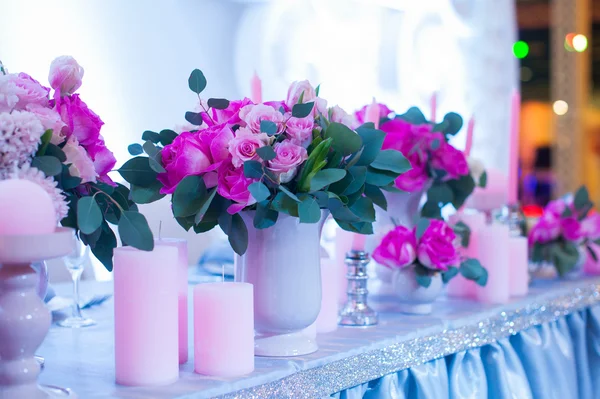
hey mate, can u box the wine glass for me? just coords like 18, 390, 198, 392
57, 236, 96, 328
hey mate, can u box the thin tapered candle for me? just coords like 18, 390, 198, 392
364, 98, 380, 129
508, 90, 520, 204
464, 117, 475, 157
430, 92, 437, 122
250, 71, 262, 104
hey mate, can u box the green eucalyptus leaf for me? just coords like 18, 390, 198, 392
118, 157, 158, 187
90, 223, 117, 272
324, 122, 362, 156
194, 220, 218, 233
118, 211, 154, 251
271, 192, 299, 216
328, 198, 361, 222
45, 143, 67, 162
172, 175, 207, 217
36, 129, 53, 157
149, 157, 166, 173
415, 218, 431, 240
176, 215, 196, 232
349, 196, 375, 222
32, 156, 62, 177
248, 181, 270, 203
479, 171, 488, 188
141, 130, 161, 143
58, 165, 82, 190
459, 258, 487, 286
278, 185, 301, 202
370, 150, 411, 174
292, 102, 314, 118
260, 120, 278, 135
336, 220, 373, 235
228, 213, 248, 255
365, 167, 398, 187
128, 143, 144, 156
254, 202, 278, 229
420, 200, 442, 219
256, 146, 276, 161
77, 196, 103, 235
430, 138, 441, 151
243, 160, 263, 179
185, 111, 204, 126
298, 195, 321, 224
396, 107, 427, 124
130, 182, 165, 204
447, 174, 476, 209
442, 112, 463, 135
61, 194, 78, 229
159, 129, 178, 146
441, 266, 459, 283
453, 221, 471, 248
207, 98, 230, 110
188, 69, 207, 94
573, 186, 590, 211
310, 169, 346, 192
193, 187, 218, 225
364, 184, 387, 210
427, 183, 454, 206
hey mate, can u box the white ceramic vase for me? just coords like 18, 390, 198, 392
391, 266, 443, 315
235, 211, 328, 357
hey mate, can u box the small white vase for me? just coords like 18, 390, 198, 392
235, 211, 328, 357
391, 267, 443, 315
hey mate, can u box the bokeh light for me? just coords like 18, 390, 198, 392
513, 40, 529, 59
553, 100, 569, 116
572, 34, 588, 52
520, 66, 533, 82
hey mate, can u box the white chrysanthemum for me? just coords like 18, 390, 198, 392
10, 165, 69, 222
0, 110, 44, 171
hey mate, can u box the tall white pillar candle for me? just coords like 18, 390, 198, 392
475, 223, 510, 304
114, 246, 179, 386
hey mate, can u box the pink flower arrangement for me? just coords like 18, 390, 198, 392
123, 69, 408, 255
373, 218, 487, 287
529, 186, 599, 276
0, 57, 148, 272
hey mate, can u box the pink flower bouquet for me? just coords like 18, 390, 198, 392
373, 218, 487, 287
121, 69, 410, 255
0, 57, 151, 271
354, 104, 486, 219
529, 186, 598, 276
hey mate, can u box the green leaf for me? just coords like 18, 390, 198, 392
459, 258, 488, 286
365, 167, 398, 187
172, 175, 207, 217
364, 184, 387, 210
61, 194, 78, 229
207, 98, 230, 110
292, 102, 314, 118
479, 170, 487, 188
141, 130, 161, 143
297, 138, 332, 192
271, 192, 299, 216
370, 150, 411, 174
90, 223, 117, 272
441, 266, 459, 283
143, 140, 159, 156
442, 112, 463, 135
81, 224, 103, 247
260, 120, 278, 135
453, 220, 471, 248
432, 121, 449, 133
243, 160, 264, 179
324, 122, 362, 156
45, 143, 67, 162
278, 185, 301, 202
298, 195, 321, 223
256, 146, 276, 161
420, 200, 442, 219
447, 174, 476, 209
58, 164, 82, 190
185, 111, 204, 126
159, 129, 178, 146
587, 245, 598, 262
551, 241, 580, 276
149, 157, 166, 173
573, 186, 590, 211
188, 69, 207, 94
248, 181, 270, 202
130, 182, 165, 204
36, 129, 53, 157
118, 157, 158, 187
77, 196, 103, 235
310, 169, 346, 192
32, 156, 62, 177
396, 107, 427, 124
254, 202, 278, 229
415, 218, 430, 240
349, 196, 376, 222
118, 211, 154, 251
328, 198, 361, 222
355, 126, 386, 167
430, 138, 441, 151
176, 215, 195, 232
562, 206, 573, 218
336, 220, 373, 235
228, 213, 248, 255
415, 273, 433, 288
128, 143, 144, 156
194, 220, 218, 233
427, 183, 454, 206
194, 187, 218, 225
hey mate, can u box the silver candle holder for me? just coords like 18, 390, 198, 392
497, 203, 526, 237
338, 250, 378, 327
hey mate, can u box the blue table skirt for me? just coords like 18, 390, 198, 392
333, 305, 600, 399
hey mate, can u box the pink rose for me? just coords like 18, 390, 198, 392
561, 217, 584, 242
372, 226, 417, 269
545, 198, 568, 218
228, 127, 271, 168
53, 94, 103, 147
393, 152, 429, 192
62, 137, 97, 183
239, 103, 285, 134
286, 80, 317, 108
211, 98, 253, 126
528, 213, 561, 245
582, 214, 600, 240
159, 124, 234, 194
24, 104, 67, 144
264, 101, 289, 113
430, 142, 469, 179
267, 141, 308, 183
217, 160, 256, 214
285, 116, 314, 146
91, 139, 117, 182
0, 73, 49, 112
355, 103, 392, 125
329, 105, 358, 129
417, 220, 459, 271
48, 56, 84, 97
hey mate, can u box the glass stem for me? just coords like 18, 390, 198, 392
71, 269, 84, 319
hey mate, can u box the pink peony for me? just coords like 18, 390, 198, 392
582, 214, 600, 241
430, 142, 469, 179
561, 217, 584, 242
528, 213, 561, 245
355, 103, 393, 125
329, 105, 358, 129
372, 226, 417, 269
285, 116, 314, 146
545, 198, 568, 218
48, 56, 84, 96
211, 98, 253, 126
25, 103, 67, 144
228, 127, 271, 168
267, 141, 308, 183
53, 94, 103, 147
217, 160, 256, 214
239, 103, 285, 135
159, 124, 234, 194
0, 73, 49, 112
62, 137, 97, 183
417, 220, 459, 271
91, 139, 117, 183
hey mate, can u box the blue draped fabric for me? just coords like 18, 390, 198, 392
331, 305, 600, 399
